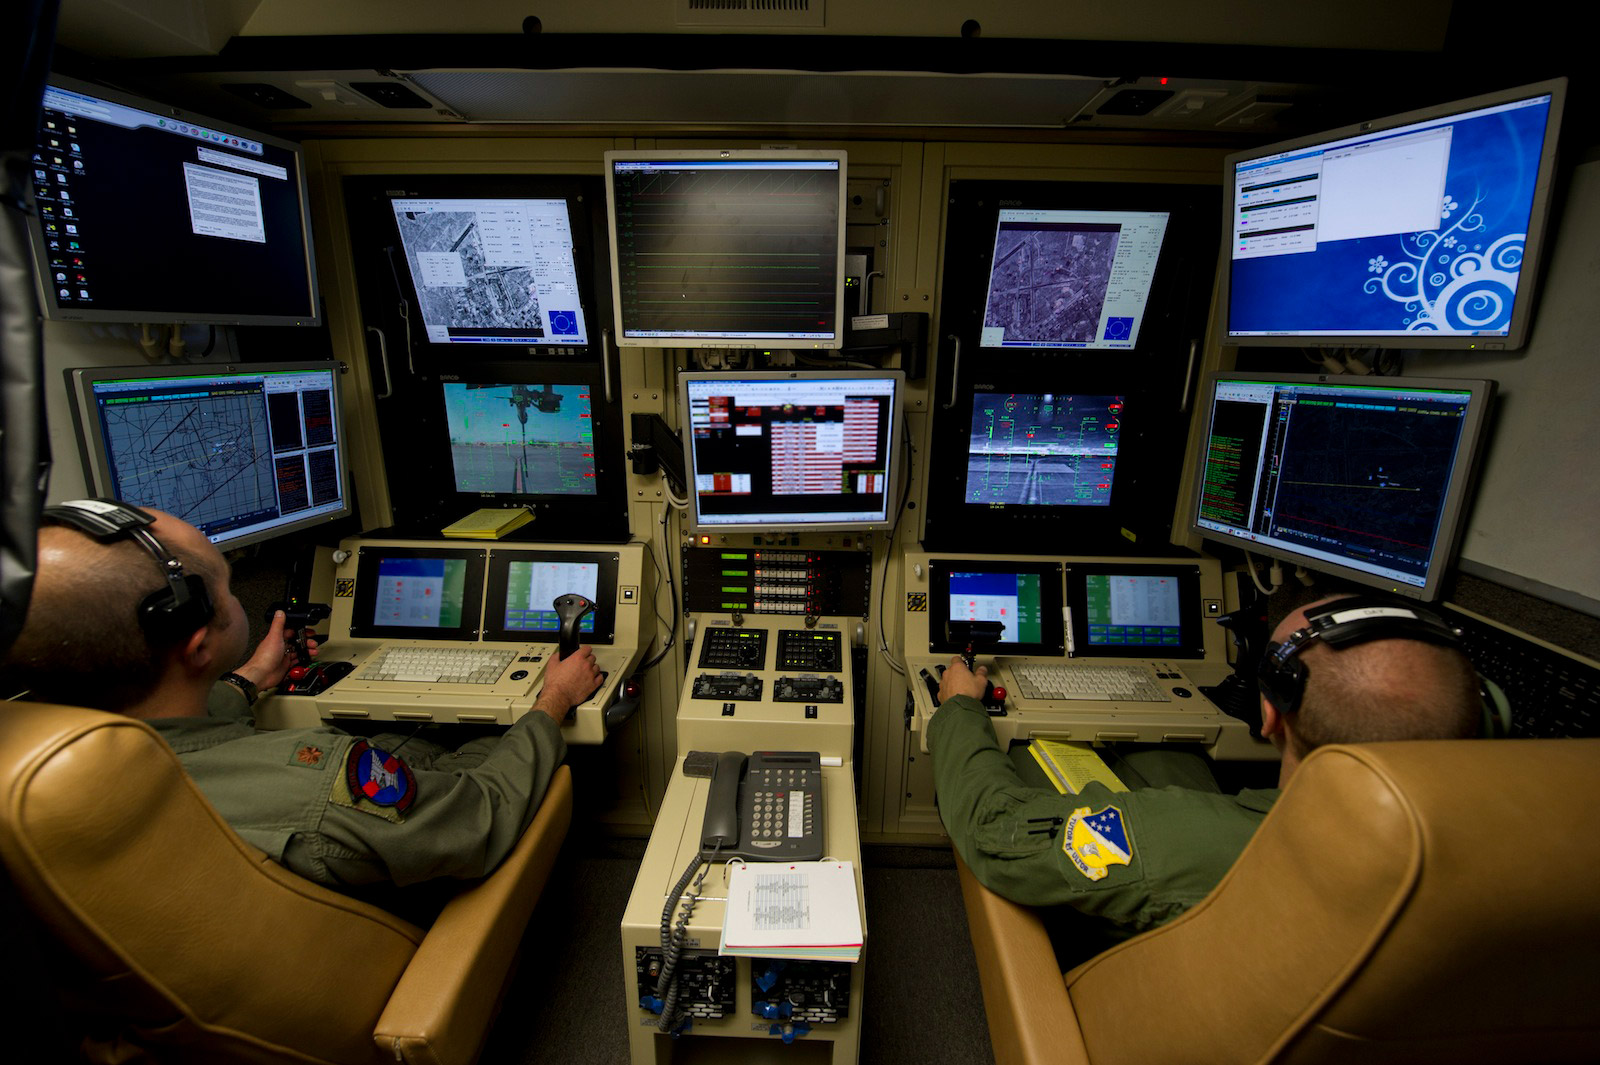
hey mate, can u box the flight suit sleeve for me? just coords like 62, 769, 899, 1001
929, 694, 1272, 931
283, 709, 568, 888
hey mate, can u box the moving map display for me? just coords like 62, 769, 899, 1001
966, 393, 1122, 506
391, 197, 589, 346
69, 362, 350, 550
980, 209, 1170, 350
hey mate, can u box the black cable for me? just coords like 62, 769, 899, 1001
636, 504, 679, 673
653, 848, 712, 1032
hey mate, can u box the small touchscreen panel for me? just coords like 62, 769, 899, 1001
349, 546, 488, 641
927, 559, 1065, 658
1064, 563, 1205, 659
481, 549, 618, 644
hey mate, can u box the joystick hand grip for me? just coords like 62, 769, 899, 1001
553, 593, 596, 660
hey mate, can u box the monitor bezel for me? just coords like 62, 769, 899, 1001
348, 545, 488, 641
1218, 78, 1567, 351
480, 548, 619, 645
1063, 562, 1207, 660
678, 368, 906, 535
63, 360, 354, 551
927, 558, 1067, 658
1188, 371, 1497, 602
604, 149, 849, 350
29, 74, 321, 328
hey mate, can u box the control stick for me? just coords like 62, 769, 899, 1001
944, 619, 1007, 710
554, 593, 596, 660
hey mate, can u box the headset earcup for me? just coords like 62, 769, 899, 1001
137, 575, 215, 643
1257, 656, 1307, 715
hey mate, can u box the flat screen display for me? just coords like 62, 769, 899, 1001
441, 382, 597, 496
980, 210, 1170, 350
927, 559, 1066, 658
1223, 79, 1565, 349
1191, 373, 1495, 600
29, 75, 319, 326
390, 197, 590, 346
606, 151, 847, 348
966, 393, 1122, 507
681, 371, 904, 533
481, 549, 620, 644
1064, 564, 1206, 659
67, 362, 351, 550
348, 546, 488, 641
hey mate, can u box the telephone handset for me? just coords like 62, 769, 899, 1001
699, 750, 824, 862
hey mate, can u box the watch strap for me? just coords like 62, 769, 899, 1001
219, 671, 259, 704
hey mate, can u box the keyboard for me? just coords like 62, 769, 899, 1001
358, 646, 516, 684
1440, 606, 1600, 739
1011, 663, 1169, 703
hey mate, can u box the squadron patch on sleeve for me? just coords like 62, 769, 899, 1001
1063, 805, 1134, 882
329, 740, 417, 822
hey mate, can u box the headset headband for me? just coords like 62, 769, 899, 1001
1258, 595, 1463, 715
40, 499, 214, 641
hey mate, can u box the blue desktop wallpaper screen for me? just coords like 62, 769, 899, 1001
1228, 98, 1553, 337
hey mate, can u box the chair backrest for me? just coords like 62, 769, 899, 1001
1063, 739, 1600, 1065
0, 700, 426, 1065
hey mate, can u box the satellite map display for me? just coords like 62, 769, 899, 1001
395, 208, 548, 341
983, 222, 1121, 346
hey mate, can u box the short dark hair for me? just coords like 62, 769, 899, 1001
0, 525, 229, 710
1286, 636, 1482, 757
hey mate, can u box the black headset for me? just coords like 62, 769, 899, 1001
40, 499, 215, 644
1257, 594, 1509, 737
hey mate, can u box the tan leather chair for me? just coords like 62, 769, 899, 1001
957, 739, 1600, 1065
0, 700, 573, 1065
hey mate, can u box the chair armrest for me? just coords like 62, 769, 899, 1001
955, 852, 1089, 1065
374, 765, 574, 1065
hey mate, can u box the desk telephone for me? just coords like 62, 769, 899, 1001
695, 750, 823, 862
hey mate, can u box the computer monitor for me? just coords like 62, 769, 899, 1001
965, 393, 1123, 507
1221, 79, 1566, 350
347, 545, 487, 641
65, 361, 352, 550
980, 210, 1171, 351
389, 195, 591, 348
1190, 373, 1496, 601
605, 151, 848, 349
441, 382, 596, 496
680, 370, 905, 533
431, 362, 630, 542
1063, 563, 1207, 659
28, 75, 319, 326
481, 549, 620, 644
926, 559, 1066, 658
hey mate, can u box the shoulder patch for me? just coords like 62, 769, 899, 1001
329, 740, 416, 822
1063, 805, 1134, 881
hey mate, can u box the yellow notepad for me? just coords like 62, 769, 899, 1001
1029, 739, 1128, 795
441, 507, 534, 539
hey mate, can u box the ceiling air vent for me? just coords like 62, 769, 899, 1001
677, 0, 824, 29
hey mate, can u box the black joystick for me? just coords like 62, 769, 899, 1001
266, 601, 332, 665
553, 593, 596, 660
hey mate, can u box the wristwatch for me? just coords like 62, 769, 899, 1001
219, 671, 260, 705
